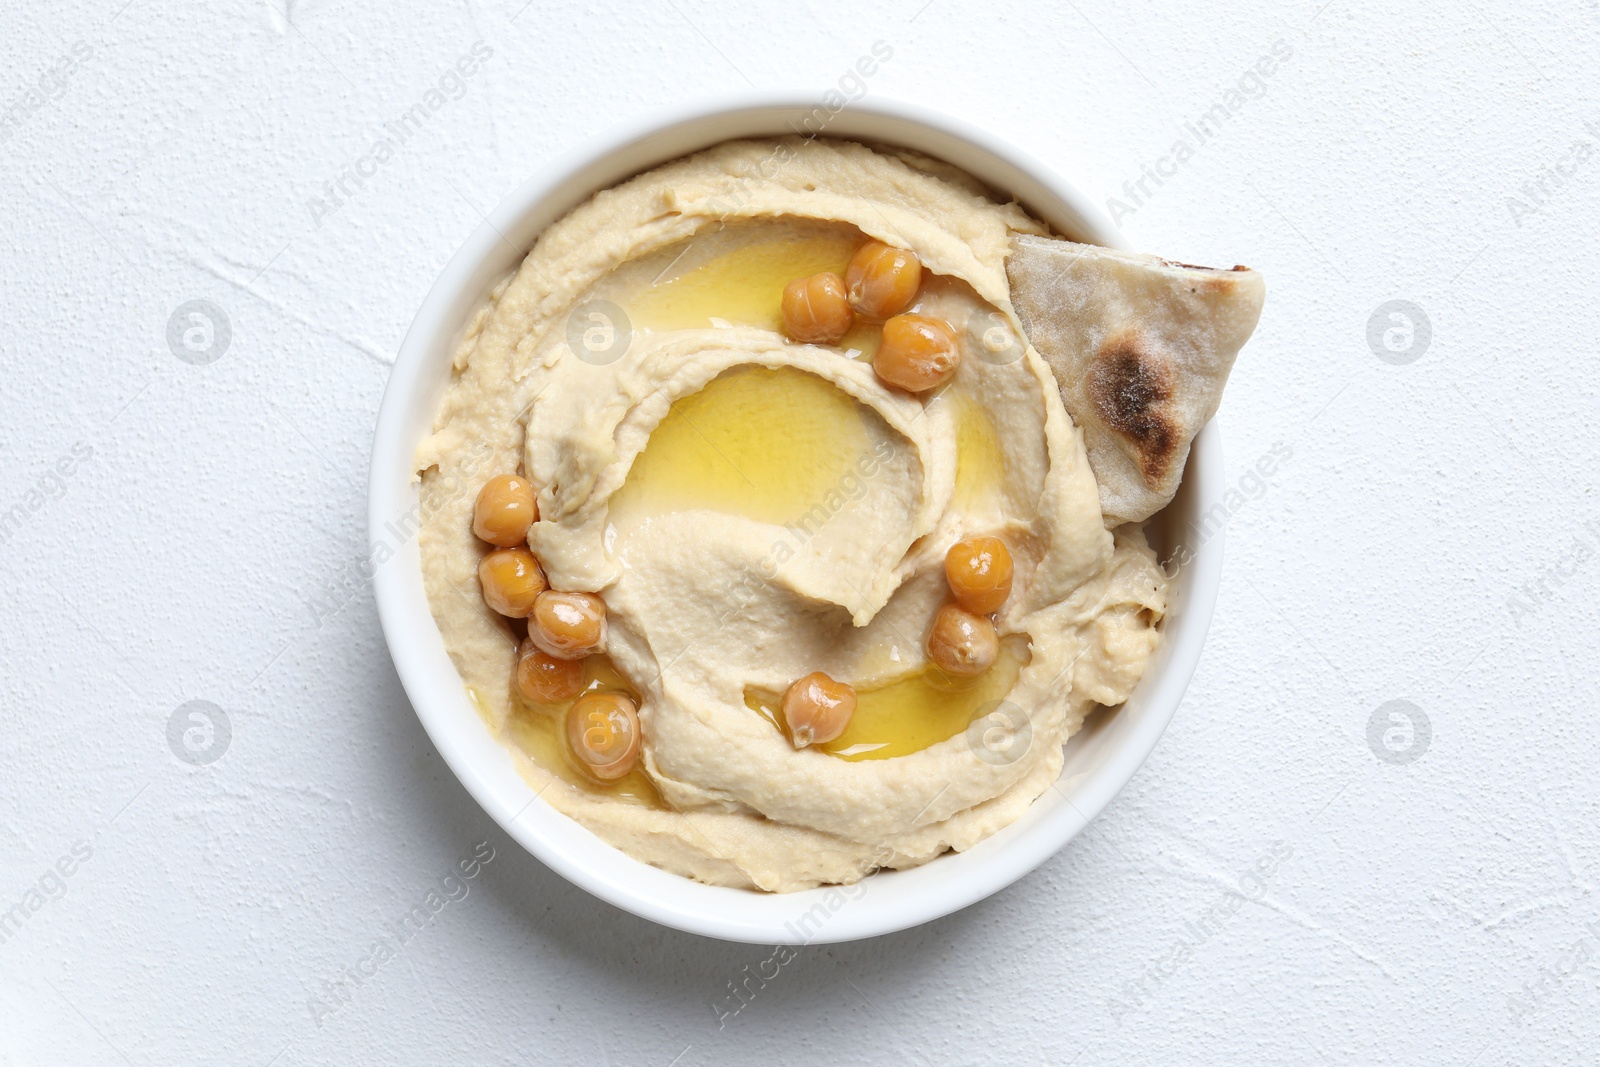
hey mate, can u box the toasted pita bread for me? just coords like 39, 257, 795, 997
1006, 234, 1265, 525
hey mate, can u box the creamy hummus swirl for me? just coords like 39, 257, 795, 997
417, 138, 1166, 892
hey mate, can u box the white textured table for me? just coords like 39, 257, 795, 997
3, 2, 1597, 1063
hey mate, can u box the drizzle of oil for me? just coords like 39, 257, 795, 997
463, 686, 497, 730
503, 655, 663, 807
629, 230, 863, 333
608, 365, 877, 527
951, 391, 1005, 513
838, 319, 881, 363
744, 635, 1030, 761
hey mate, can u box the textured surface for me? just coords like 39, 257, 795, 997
2, 2, 1597, 1064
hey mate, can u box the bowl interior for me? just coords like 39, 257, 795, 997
369, 96, 1222, 944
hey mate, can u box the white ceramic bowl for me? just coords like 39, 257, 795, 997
369, 93, 1223, 944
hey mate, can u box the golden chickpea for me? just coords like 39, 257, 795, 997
478, 547, 546, 618
927, 604, 999, 678
845, 240, 923, 320
944, 536, 1014, 615
516, 637, 587, 704
782, 272, 854, 344
472, 474, 537, 547
530, 590, 607, 659
873, 314, 960, 393
781, 671, 857, 749
567, 692, 641, 780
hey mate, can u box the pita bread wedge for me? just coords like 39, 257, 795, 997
1006, 234, 1265, 525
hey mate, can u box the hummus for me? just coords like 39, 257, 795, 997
416, 138, 1167, 892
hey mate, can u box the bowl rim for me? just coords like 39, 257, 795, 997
369, 90, 1224, 944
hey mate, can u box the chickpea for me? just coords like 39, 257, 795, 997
845, 240, 923, 320
478, 547, 546, 618
944, 536, 1014, 615
516, 637, 587, 704
782, 272, 854, 344
873, 314, 960, 393
566, 692, 641, 781
530, 590, 607, 659
926, 604, 999, 678
472, 474, 537, 547
781, 671, 857, 749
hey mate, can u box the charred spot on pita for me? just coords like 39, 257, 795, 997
1087, 332, 1179, 484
